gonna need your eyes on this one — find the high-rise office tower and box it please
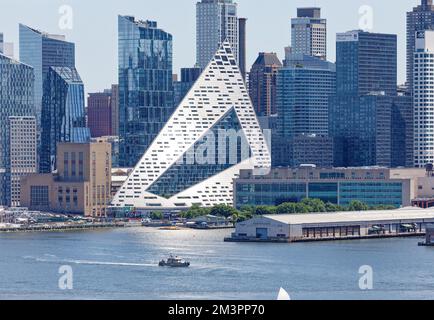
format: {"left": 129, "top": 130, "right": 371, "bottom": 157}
{"left": 0, "top": 53, "right": 35, "bottom": 206}
{"left": 392, "top": 96, "right": 413, "bottom": 168}
{"left": 118, "top": 16, "right": 174, "bottom": 168}
{"left": 336, "top": 30, "right": 397, "bottom": 97}
{"left": 19, "top": 24, "right": 75, "bottom": 128}
{"left": 40, "top": 67, "right": 90, "bottom": 173}
{"left": 414, "top": 30, "right": 434, "bottom": 167}
{"left": 291, "top": 7, "right": 327, "bottom": 60}
{"left": 407, "top": 0, "right": 434, "bottom": 94}
{"left": 330, "top": 94, "right": 394, "bottom": 167}
{"left": 238, "top": 18, "right": 247, "bottom": 79}
{"left": 249, "top": 52, "right": 282, "bottom": 116}
{"left": 173, "top": 67, "right": 202, "bottom": 107}
{"left": 196, "top": 0, "right": 238, "bottom": 69}
{"left": 329, "top": 93, "right": 413, "bottom": 168}
{"left": 9, "top": 116, "right": 37, "bottom": 207}
{"left": 87, "top": 91, "right": 112, "bottom": 138}
{"left": 273, "top": 54, "right": 335, "bottom": 168}
{"left": 329, "top": 31, "right": 406, "bottom": 168}
{"left": 277, "top": 55, "right": 336, "bottom": 138}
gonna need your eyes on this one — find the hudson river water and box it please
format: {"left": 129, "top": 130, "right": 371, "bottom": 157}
{"left": 0, "top": 227, "right": 434, "bottom": 300}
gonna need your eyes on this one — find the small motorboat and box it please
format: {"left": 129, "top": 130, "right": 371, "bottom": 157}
{"left": 159, "top": 255, "right": 190, "bottom": 268}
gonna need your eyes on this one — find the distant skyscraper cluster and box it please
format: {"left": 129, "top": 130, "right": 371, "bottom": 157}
{"left": 0, "top": 53, "right": 35, "bottom": 206}
{"left": 328, "top": 31, "right": 413, "bottom": 168}
{"left": 19, "top": 24, "right": 75, "bottom": 130}
{"left": 3, "top": 0, "right": 434, "bottom": 214}
{"left": 265, "top": 7, "right": 334, "bottom": 168}
{"left": 112, "top": 42, "right": 271, "bottom": 210}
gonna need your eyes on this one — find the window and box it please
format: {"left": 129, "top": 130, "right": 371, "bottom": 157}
{"left": 79, "top": 152, "right": 84, "bottom": 177}
{"left": 30, "top": 186, "right": 49, "bottom": 208}
{"left": 64, "top": 152, "right": 69, "bottom": 178}
{"left": 71, "top": 153, "right": 76, "bottom": 177}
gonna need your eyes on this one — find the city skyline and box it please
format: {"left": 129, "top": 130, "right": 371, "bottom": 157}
{"left": 0, "top": 0, "right": 421, "bottom": 93}
{"left": 3, "top": 1, "right": 434, "bottom": 305}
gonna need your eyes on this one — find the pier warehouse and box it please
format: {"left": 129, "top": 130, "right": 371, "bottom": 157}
{"left": 227, "top": 208, "right": 434, "bottom": 243}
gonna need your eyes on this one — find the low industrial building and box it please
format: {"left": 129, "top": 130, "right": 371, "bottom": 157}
{"left": 20, "top": 141, "right": 112, "bottom": 217}
{"left": 228, "top": 208, "right": 434, "bottom": 243}
{"left": 234, "top": 166, "right": 434, "bottom": 209}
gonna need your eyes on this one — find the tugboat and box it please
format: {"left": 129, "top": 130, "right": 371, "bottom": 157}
{"left": 159, "top": 255, "right": 190, "bottom": 268}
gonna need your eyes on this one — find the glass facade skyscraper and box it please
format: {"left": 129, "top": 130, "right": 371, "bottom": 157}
{"left": 336, "top": 30, "right": 397, "bottom": 97}
{"left": 196, "top": 0, "right": 238, "bottom": 69}
{"left": 276, "top": 55, "right": 336, "bottom": 138}
{"left": 19, "top": 24, "right": 75, "bottom": 128}
{"left": 392, "top": 95, "right": 413, "bottom": 168}
{"left": 118, "top": 16, "right": 174, "bottom": 168}
{"left": 273, "top": 54, "right": 335, "bottom": 168}
{"left": 329, "top": 31, "right": 405, "bottom": 168}
{"left": 173, "top": 67, "right": 201, "bottom": 107}
{"left": 329, "top": 94, "right": 393, "bottom": 167}
{"left": 0, "top": 53, "right": 35, "bottom": 205}
{"left": 40, "top": 67, "right": 90, "bottom": 173}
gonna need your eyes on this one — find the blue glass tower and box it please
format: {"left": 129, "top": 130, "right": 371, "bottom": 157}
{"left": 329, "top": 94, "right": 393, "bottom": 167}
{"left": 118, "top": 16, "right": 174, "bottom": 167}
{"left": 277, "top": 54, "right": 336, "bottom": 138}
{"left": 335, "top": 30, "right": 397, "bottom": 97}
{"left": 0, "top": 53, "right": 35, "bottom": 205}
{"left": 273, "top": 54, "right": 335, "bottom": 168}
{"left": 329, "top": 31, "right": 403, "bottom": 168}
{"left": 40, "top": 67, "right": 90, "bottom": 173}
{"left": 173, "top": 67, "right": 202, "bottom": 107}
{"left": 19, "top": 24, "right": 75, "bottom": 127}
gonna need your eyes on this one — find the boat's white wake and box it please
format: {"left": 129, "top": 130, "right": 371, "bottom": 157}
{"left": 23, "top": 255, "right": 156, "bottom": 268}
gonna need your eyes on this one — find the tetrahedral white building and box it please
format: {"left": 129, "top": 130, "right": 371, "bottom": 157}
{"left": 111, "top": 42, "right": 271, "bottom": 210}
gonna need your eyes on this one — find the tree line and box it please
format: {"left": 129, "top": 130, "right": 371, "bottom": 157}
{"left": 150, "top": 199, "right": 396, "bottom": 222}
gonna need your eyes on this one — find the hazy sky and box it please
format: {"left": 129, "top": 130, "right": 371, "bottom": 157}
{"left": 0, "top": 0, "right": 422, "bottom": 93}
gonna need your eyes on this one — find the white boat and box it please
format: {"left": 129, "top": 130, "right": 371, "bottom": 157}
{"left": 159, "top": 255, "right": 190, "bottom": 268}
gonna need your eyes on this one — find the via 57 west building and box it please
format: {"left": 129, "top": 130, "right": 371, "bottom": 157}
{"left": 111, "top": 42, "right": 271, "bottom": 211}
